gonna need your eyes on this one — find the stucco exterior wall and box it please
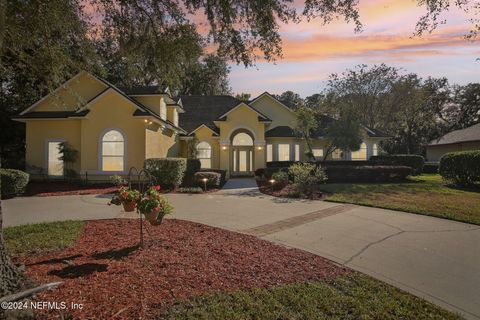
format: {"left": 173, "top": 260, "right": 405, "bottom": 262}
{"left": 427, "top": 141, "right": 480, "bottom": 162}
{"left": 25, "top": 120, "right": 82, "bottom": 174}
{"left": 250, "top": 94, "right": 296, "bottom": 128}
{"left": 80, "top": 90, "right": 146, "bottom": 176}
{"left": 215, "top": 104, "right": 266, "bottom": 171}
{"left": 145, "top": 124, "right": 179, "bottom": 159}
{"left": 34, "top": 72, "right": 107, "bottom": 112}
{"left": 134, "top": 96, "right": 162, "bottom": 116}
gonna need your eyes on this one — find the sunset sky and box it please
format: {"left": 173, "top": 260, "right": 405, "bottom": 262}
{"left": 228, "top": 0, "right": 479, "bottom": 97}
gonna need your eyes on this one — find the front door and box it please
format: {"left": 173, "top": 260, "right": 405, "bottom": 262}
{"left": 232, "top": 147, "right": 253, "bottom": 176}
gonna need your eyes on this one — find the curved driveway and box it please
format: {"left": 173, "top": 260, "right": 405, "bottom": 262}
{"left": 3, "top": 181, "right": 480, "bottom": 320}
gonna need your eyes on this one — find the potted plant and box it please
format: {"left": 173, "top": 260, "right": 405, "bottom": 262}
{"left": 109, "top": 186, "right": 141, "bottom": 212}
{"left": 137, "top": 186, "right": 173, "bottom": 225}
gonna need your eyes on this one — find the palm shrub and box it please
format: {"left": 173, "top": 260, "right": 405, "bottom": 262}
{"left": 288, "top": 163, "right": 327, "bottom": 195}
{"left": 439, "top": 151, "right": 480, "bottom": 186}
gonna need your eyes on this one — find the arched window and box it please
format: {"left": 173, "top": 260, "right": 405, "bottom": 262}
{"left": 232, "top": 132, "right": 253, "bottom": 146}
{"left": 101, "top": 129, "right": 125, "bottom": 172}
{"left": 197, "top": 141, "right": 212, "bottom": 168}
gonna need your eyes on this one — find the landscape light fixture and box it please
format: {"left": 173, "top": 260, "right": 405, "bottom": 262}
{"left": 202, "top": 178, "right": 208, "bottom": 191}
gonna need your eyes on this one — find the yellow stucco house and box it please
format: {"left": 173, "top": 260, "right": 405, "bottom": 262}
{"left": 14, "top": 71, "right": 390, "bottom": 180}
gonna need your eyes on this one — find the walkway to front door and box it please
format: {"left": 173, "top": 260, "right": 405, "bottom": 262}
{"left": 220, "top": 178, "right": 259, "bottom": 194}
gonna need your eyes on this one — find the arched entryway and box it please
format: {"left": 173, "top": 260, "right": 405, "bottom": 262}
{"left": 230, "top": 130, "right": 254, "bottom": 176}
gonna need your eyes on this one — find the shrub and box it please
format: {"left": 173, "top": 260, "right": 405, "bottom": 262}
{"left": 110, "top": 174, "right": 127, "bottom": 187}
{"left": 0, "top": 169, "right": 30, "bottom": 198}
{"left": 371, "top": 154, "right": 424, "bottom": 175}
{"left": 288, "top": 163, "right": 327, "bottom": 194}
{"left": 199, "top": 169, "right": 227, "bottom": 186}
{"left": 144, "top": 158, "right": 187, "bottom": 188}
{"left": 271, "top": 171, "right": 289, "bottom": 191}
{"left": 194, "top": 171, "right": 222, "bottom": 188}
{"left": 254, "top": 168, "right": 265, "bottom": 178}
{"left": 439, "top": 151, "right": 480, "bottom": 186}
{"left": 423, "top": 162, "right": 439, "bottom": 174}
{"left": 325, "top": 166, "right": 412, "bottom": 183}
{"left": 183, "top": 159, "right": 201, "bottom": 186}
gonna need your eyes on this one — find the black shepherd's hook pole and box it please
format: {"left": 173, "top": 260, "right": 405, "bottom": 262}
{"left": 130, "top": 167, "right": 155, "bottom": 248}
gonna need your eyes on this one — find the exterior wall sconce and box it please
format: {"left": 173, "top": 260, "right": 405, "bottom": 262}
{"left": 144, "top": 119, "right": 148, "bottom": 123}
{"left": 257, "top": 146, "right": 262, "bottom": 150}
{"left": 222, "top": 146, "right": 227, "bottom": 150}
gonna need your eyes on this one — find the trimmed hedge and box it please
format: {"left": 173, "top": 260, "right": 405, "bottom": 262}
{"left": 423, "top": 162, "right": 439, "bottom": 174}
{"left": 370, "top": 155, "right": 424, "bottom": 175}
{"left": 326, "top": 166, "right": 412, "bottom": 183}
{"left": 199, "top": 168, "right": 227, "bottom": 186}
{"left": 194, "top": 171, "right": 222, "bottom": 188}
{"left": 144, "top": 158, "right": 187, "bottom": 188}
{"left": 439, "top": 151, "right": 480, "bottom": 186}
{"left": 1, "top": 169, "right": 30, "bottom": 198}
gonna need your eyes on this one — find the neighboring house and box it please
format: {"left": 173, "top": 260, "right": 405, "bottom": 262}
{"left": 14, "top": 71, "right": 390, "bottom": 180}
{"left": 427, "top": 123, "right": 480, "bottom": 162}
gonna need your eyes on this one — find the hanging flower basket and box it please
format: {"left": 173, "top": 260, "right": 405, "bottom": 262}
{"left": 137, "top": 186, "right": 173, "bottom": 226}
{"left": 122, "top": 201, "right": 136, "bottom": 212}
{"left": 109, "top": 186, "right": 141, "bottom": 212}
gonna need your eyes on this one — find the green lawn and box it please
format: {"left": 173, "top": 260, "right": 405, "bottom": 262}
{"left": 320, "top": 174, "right": 480, "bottom": 225}
{"left": 4, "top": 220, "right": 85, "bottom": 257}
{"left": 161, "top": 274, "right": 461, "bottom": 320}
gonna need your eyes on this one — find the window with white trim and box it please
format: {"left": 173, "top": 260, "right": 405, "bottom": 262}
{"left": 278, "top": 144, "right": 290, "bottom": 161}
{"left": 372, "top": 143, "right": 378, "bottom": 156}
{"left": 266, "top": 144, "right": 273, "bottom": 162}
{"left": 101, "top": 130, "right": 125, "bottom": 171}
{"left": 47, "top": 141, "right": 64, "bottom": 176}
{"left": 312, "top": 148, "right": 324, "bottom": 160}
{"left": 197, "top": 141, "right": 212, "bottom": 168}
{"left": 232, "top": 132, "right": 253, "bottom": 146}
{"left": 351, "top": 142, "right": 367, "bottom": 160}
{"left": 294, "top": 144, "right": 300, "bottom": 161}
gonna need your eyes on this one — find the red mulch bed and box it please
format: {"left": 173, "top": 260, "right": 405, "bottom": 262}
{"left": 24, "top": 219, "right": 348, "bottom": 319}
{"left": 25, "top": 182, "right": 117, "bottom": 197}
{"left": 257, "top": 180, "right": 326, "bottom": 200}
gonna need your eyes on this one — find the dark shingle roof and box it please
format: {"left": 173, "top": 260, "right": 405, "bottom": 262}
{"left": 178, "top": 95, "right": 241, "bottom": 133}
{"left": 265, "top": 126, "right": 296, "bottom": 137}
{"left": 429, "top": 123, "right": 480, "bottom": 146}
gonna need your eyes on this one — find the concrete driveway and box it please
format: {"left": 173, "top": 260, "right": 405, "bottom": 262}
{"left": 3, "top": 184, "right": 480, "bottom": 319}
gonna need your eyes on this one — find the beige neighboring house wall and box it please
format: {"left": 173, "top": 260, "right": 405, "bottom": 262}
{"left": 427, "top": 123, "right": 480, "bottom": 162}
{"left": 427, "top": 141, "right": 480, "bottom": 162}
